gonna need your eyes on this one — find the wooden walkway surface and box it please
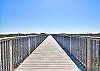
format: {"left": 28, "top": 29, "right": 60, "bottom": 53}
{"left": 15, "top": 35, "right": 80, "bottom": 71}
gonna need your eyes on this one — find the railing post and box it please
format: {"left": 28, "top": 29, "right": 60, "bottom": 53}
{"left": 86, "top": 38, "right": 91, "bottom": 71}
{"left": 9, "top": 40, "right": 13, "bottom": 71}
{"left": 97, "top": 40, "right": 100, "bottom": 71}
{"left": 78, "top": 37, "right": 80, "bottom": 59}
{"left": 84, "top": 38, "right": 87, "bottom": 69}
{"left": 35, "top": 36, "right": 36, "bottom": 48}
{"left": 69, "top": 35, "right": 71, "bottom": 54}
{"left": 0, "top": 42, "right": 2, "bottom": 71}
{"left": 28, "top": 37, "right": 30, "bottom": 55}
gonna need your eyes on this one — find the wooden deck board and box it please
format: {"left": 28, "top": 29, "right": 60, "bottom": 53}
{"left": 15, "top": 35, "right": 80, "bottom": 71}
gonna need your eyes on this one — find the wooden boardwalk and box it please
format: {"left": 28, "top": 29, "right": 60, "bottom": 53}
{"left": 15, "top": 35, "right": 80, "bottom": 71}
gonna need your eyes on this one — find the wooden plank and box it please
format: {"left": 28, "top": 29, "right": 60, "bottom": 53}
{"left": 86, "top": 38, "right": 91, "bottom": 71}
{"left": 9, "top": 40, "right": 14, "bottom": 71}
{"left": 0, "top": 42, "right": 2, "bottom": 71}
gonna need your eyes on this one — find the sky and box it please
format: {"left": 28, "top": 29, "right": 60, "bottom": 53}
{"left": 0, "top": 0, "right": 100, "bottom": 34}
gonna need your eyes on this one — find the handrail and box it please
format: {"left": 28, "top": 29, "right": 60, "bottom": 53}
{"left": 0, "top": 34, "right": 48, "bottom": 71}
{"left": 52, "top": 34, "right": 100, "bottom": 71}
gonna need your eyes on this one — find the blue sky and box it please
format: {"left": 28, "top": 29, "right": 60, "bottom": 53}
{"left": 0, "top": 0, "right": 100, "bottom": 34}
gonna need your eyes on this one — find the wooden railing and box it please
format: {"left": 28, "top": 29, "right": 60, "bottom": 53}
{"left": 0, "top": 34, "right": 48, "bottom": 71}
{"left": 52, "top": 34, "right": 100, "bottom": 71}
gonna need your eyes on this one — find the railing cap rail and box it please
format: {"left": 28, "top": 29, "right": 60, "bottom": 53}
{"left": 0, "top": 35, "right": 39, "bottom": 41}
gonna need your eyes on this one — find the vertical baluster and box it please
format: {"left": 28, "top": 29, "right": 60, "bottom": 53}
{"left": 35, "top": 36, "right": 37, "bottom": 47}
{"left": 24, "top": 38, "right": 26, "bottom": 58}
{"left": 39, "top": 35, "right": 40, "bottom": 45}
{"left": 14, "top": 39, "right": 16, "bottom": 68}
{"left": 31, "top": 37, "right": 33, "bottom": 52}
{"left": 78, "top": 37, "right": 80, "bottom": 59}
{"left": 93, "top": 40, "right": 96, "bottom": 71}
{"left": 29, "top": 37, "right": 31, "bottom": 53}
{"left": 31, "top": 37, "right": 33, "bottom": 51}
{"left": 70, "top": 35, "right": 71, "bottom": 54}
{"left": 36, "top": 36, "right": 38, "bottom": 47}
{"left": 23, "top": 38, "right": 25, "bottom": 61}
{"left": 15, "top": 39, "right": 17, "bottom": 68}
{"left": 86, "top": 38, "right": 91, "bottom": 71}
{"left": 82, "top": 38, "right": 85, "bottom": 63}
{"left": 25, "top": 38, "right": 27, "bottom": 56}
{"left": 9, "top": 40, "right": 14, "bottom": 71}
{"left": 80, "top": 38, "right": 82, "bottom": 61}
{"left": 3, "top": 41, "right": 6, "bottom": 71}
{"left": 84, "top": 38, "right": 87, "bottom": 69}
{"left": 30, "top": 37, "right": 32, "bottom": 53}
{"left": 19, "top": 38, "right": 21, "bottom": 63}
{"left": 1, "top": 41, "right": 3, "bottom": 71}
{"left": 83, "top": 39, "right": 85, "bottom": 64}
{"left": 21, "top": 38, "right": 23, "bottom": 61}
{"left": 26, "top": 38, "right": 28, "bottom": 57}
{"left": 63, "top": 35, "right": 65, "bottom": 48}
{"left": 78, "top": 38, "right": 80, "bottom": 60}
{"left": 27, "top": 37, "right": 29, "bottom": 56}
{"left": 37, "top": 36, "right": 39, "bottom": 47}
{"left": 76, "top": 37, "right": 78, "bottom": 58}
{"left": 12, "top": 39, "right": 14, "bottom": 68}
{"left": 5, "top": 41, "right": 7, "bottom": 71}
{"left": 23, "top": 38, "right": 25, "bottom": 60}
{"left": 12, "top": 40, "right": 15, "bottom": 70}
{"left": 16, "top": 39, "right": 18, "bottom": 67}
{"left": 20, "top": 38, "right": 23, "bottom": 63}
{"left": 0, "top": 41, "right": 2, "bottom": 71}
{"left": 90, "top": 40, "right": 93, "bottom": 71}
{"left": 35, "top": 36, "right": 36, "bottom": 49}
{"left": 79, "top": 38, "right": 81, "bottom": 60}
{"left": 6, "top": 40, "right": 10, "bottom": 71}
{"left": 1, "top": 41, "right": 4, "bottom": 71}
{"left": 17, "top": 38, "right": 20, "bottom": 65}
{"left": 28, "top": 37, "right": 30, "bottom": 55}
{"left": 32, "top": 37, "right": 34, "bottom": 50}
{"left": 98, "top": 40, "right": 100, "bottom": 71}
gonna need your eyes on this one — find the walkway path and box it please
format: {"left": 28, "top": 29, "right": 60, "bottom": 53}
{"left": 15, "top": 35, "right": 80, "bottom": 71}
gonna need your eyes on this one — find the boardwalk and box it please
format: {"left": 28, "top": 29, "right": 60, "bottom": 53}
{"left": 15, "top": 35, "right": 80, "bottom": 71}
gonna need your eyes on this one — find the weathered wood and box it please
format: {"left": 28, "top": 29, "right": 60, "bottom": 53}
{"left": 0, "top": 42, "right": 2, "bottom": 71}
{"left": 70, "top": 36, "right": 71, "bottom": 54}
{"left": 86, "top": 38, "right": 91, "bottom": 71}
{"left": 15, "top": 35, "right": 80, "bottom": 71}
{"left": 9, "top": 40, "right": 14, "bottom": 71}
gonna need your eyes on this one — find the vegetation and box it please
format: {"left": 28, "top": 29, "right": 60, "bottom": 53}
{"left": 0, "top": 33, "right": 39, "bottom": 38}
{"left": 0, "top": 33, "right": 100, "bottom": 38}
